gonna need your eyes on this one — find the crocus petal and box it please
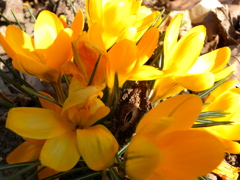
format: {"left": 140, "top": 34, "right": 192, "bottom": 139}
{"left": 6, "top": 108, "right": 74, "bottom": 139}
{"left": 165, "top": 25, "right": 206, "bottom": 74}
{"left": 37, "top": 166, "right": 59, "bottom": 180}
{"left": 7, "top": 140, "right": 44, "bottom": 164}
{"left": 71, "top": 9, "right": 84, "bottom": 39}
{"left": 137, "top": 27, "right": 159, "bottom": 66}
{"left": 204, "top": 80, "right": 238, "bottom": 104}
{"left": 213, "top": 64, "right": 235, "bottom": 82}
{"left": 125, "top": 136, "right": 161, "bottom": 180}
{"left": 0, "top": 32, "right": 16, "bottom": 58}
{"left": 151, "top": 76, "right": 185, "bottom": 102}
{"left": 47, "top": 28, "right": 72, "bottom": 69}
{"left": 108, "top": 39, "right": 138, "bottom": 75}
{"left": 38, "top": 91, "right": 62, "bottom": 114}
{"left": 40, "top": 131, "right": 80, "bottom": 171}
{"left": 175, "top": 72, "right": 215, "bottom": 91}
{"left": 86, "top": 0, "right": 103, "bottom": 26}
{"left": 153, "top": 129, "right": 224, "bottom": 180}
{"left": 163, "top": 13, "right": 183, "bottom": 63}
{"left": 210, "top": 47, "right": 231, "bottom": 73}
{"left": 88, "top": 22, "right": 106, "bottom": 51}
{"left": 216, "top": 136, "right": 240, "bottom": 154}
{"left": 12, "top": 53, "right": 60, "bottom": 83}
{"left": 34, "top": 10, "right": 63, "bottom": 50}
{"left": 137, "top": 94, "right": 202, "bottom": 136}
{"left": 77, "top": 125, "right": 118, "bottom": 171}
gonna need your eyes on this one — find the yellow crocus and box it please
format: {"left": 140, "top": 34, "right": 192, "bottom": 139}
{"left": 151, "top": 13, "right": 234, "bottom": 102}
{"left": 86, "top": 0, "right": 161, "bottom": 49}
{"left": 0, "top": 10, "right": 83, "bottom": 83}
{"left": 125, "top": 94, "right": 225, "bottom": 180}
{"left": 200, "top": 80, "right": 240, "bottom": 153}
{"left": 106, "top": 27, "right": 164, "bottom": 87}
{"left": 6, "top": 81, "right": 118, "bottom": 171}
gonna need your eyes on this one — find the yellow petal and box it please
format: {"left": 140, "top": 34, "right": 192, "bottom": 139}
{"left": 216, "top": 136, "right": 240, "bottom": 154}
{"left": 34, "top": 10, "right": 63, "bottom": 49}
{"left": 6, "top": 108, "right": 73, "bottom": 139}
{"left": 108, "top": 39, "right": 138, "bottom": 75}
{"left": 137, "top": 94, "right": 202, "bottom": 136}
{"left": 210, "top": 47, "right": 231, "bottom": 73}
{"left": 7, "top": 140, "right": 44, "bottom": 164}
{"left": 12, "top": 53, "right": 60, "bottom": 83}
{"left": 125, "top": 136, "right": 161, "bottom": 180}
{"left": 37, "top": 166, "right": 59, "bottom": 180}
{"left": 214, "top": 64, "right": 235, "bottom": 82}
{"left": 77, "top": 125, "right": 118, "bottom": 171}
{"left": 151, "top": 76, "right": 185, "bottom": 102}
{"left": 47, "top": 28, "right": 72, "bottom": 69}
{"left": 71, "top": 9, "right": 84, "bottom": 39}
{"left": 38, "top": 91, "right": 62, "bottom": 114}
{"left": 128, "top": 65, "right": 164, "bottom": 81}
{"left": 0, "top": 32, "right": 16, "bottom": 58}
{"left": 40, "top": 131, "right": 80, "bottom": 171}
{"left": 164, "top": 13, "right": 183, "bottom": 64}
{"left": 165, "top": 26, "right": 206, "bottom": 74}
{"left": 204, "top": 80, "right": 238, "bottom": 104}
{"left": 154, "top": 129, "right": 224, "bottom": 180}
{"left": 175, "top": 72, "right": 215, "bottom": 91}
{"left": 86, "top": 0, "right": 103, "bottom": 26}
{"left": 137, "top": 27, "right": 159, "bottom": 66}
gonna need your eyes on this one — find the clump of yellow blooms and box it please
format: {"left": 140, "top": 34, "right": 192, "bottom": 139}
{"left": 0, "top": 0, "right": 239, "bottom": 179}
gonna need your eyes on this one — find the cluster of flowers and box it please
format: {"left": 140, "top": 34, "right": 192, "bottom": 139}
{"left": 1, "top": 0, "right": 240, "bottom": 179}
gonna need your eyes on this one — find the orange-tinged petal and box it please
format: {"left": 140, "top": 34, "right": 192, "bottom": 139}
{"left": 0, "top": 32, "right": 16, "bottom": 58}
{"left": 6, "top": 108, "right": 73, "bottom": 139}
{"left": 5, "top": 25, "right": 35, "bottom": 52}
{"left": 128, "top": 65, "right": 164, "bottom": 81}
{"left": 210, "top": 47, "right": 231, "bottom": 73}
{"left": 38, "top": 91, "right": 62, "bottom": 114}
{"left": 47, "top": 28, "right": 72, "bottom": 69}
{"left": 137, "top": 94, "right": 202, "bottom": 135}
{"left": 108, "top": 39, "right": 138, "bottom": 75}
{"left": 59, "top": 15, "right": 68, "bottom": 28}
{"left": 40, "top": 131, "right": 80, "bottom": 171}
{"left": 216, "top": 136, "right": 240, "bottom": 154}
{"left": 77, "top": 125, "right": 118, "bottom": 171}
{"left": 7, "top": 140, "right": 44, "bottom": 164}
{"left": 204, "top": 80, "right": 238, "bottom": 104}
{"left": 164, "top": 13, "right": 183, "bottom": 64}
{"left": 34, "top": 10, "right": 63, "bottom": 50}
{"left": 71, "top": 9, "right": 84, "bottom": 39}
{"left": 12, "top": 53, "right": 60, "bottom": 83}
{"left": 37, "top": 166, "right": 59, "bottom": 180}
{"left": 175, "top": 72, "right": 215, "bottom": 91}
{"left": 137, "top": 27, "right": 159, "bottom": 66}
{"left": 154, "top": 129, "right": 224, "bottom": 180}
{"left": 125, "top": 136, "right": 161, "bottom": 180}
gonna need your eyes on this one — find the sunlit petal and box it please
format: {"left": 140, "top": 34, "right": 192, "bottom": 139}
{"left": 137, "top": 94, "right": 202, "bottom": 136}
{"left": 41, "top": 131, "right": 80, "bottom": 171}
{"left": 175, "top": 72, "right": 215, "bottom": 91}
{"left": 34, "top": 10, "right": 63, "bottom": 49}
{"left": 154, "top": 129, "right": 224, "bottom": 180}
{"left": 77, "top": 125, "right": 118, "bottom": 171}
{"left": 6, "top": 108, "right": 73, "bottom": 139}
{"left": 71, "top": 9, "right": 84, "bottom": 39}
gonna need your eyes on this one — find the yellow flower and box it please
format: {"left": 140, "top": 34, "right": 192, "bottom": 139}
{"left": 151, "top": 13, "right": 234, "bottom": 102}
{"left": 62, "top": 32, "right": 108, "bottom": 86}
{"left": 200, "top": 80, "right": 240, "bottom": 153}
{"left": 106, "top": 27, "right": 164, "bottom": 87}
{"left": 86, "top": 0, "right": 161, "bottom": 49}
{"left": 6, "top": 82, "right": 118, "bottom": 171}
{"left": 0, "top": 10, "right": 83, "bottom": 83}
{"left": 125, "top": 94, "right": 224, "bottom": 180}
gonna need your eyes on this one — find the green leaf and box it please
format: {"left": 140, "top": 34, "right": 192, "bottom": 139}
{"left": 0, "top": 161, "right": 39, "bottom": 171}
{"left": 10, "top": 10, "right": 23, "bottom": 30}
{"left": 4, "top": 161, "right": 40, "bottom": 180}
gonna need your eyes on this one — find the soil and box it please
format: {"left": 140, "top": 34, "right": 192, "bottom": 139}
{"left": 1, "top": 0, "right": 240, "bottom": 179}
